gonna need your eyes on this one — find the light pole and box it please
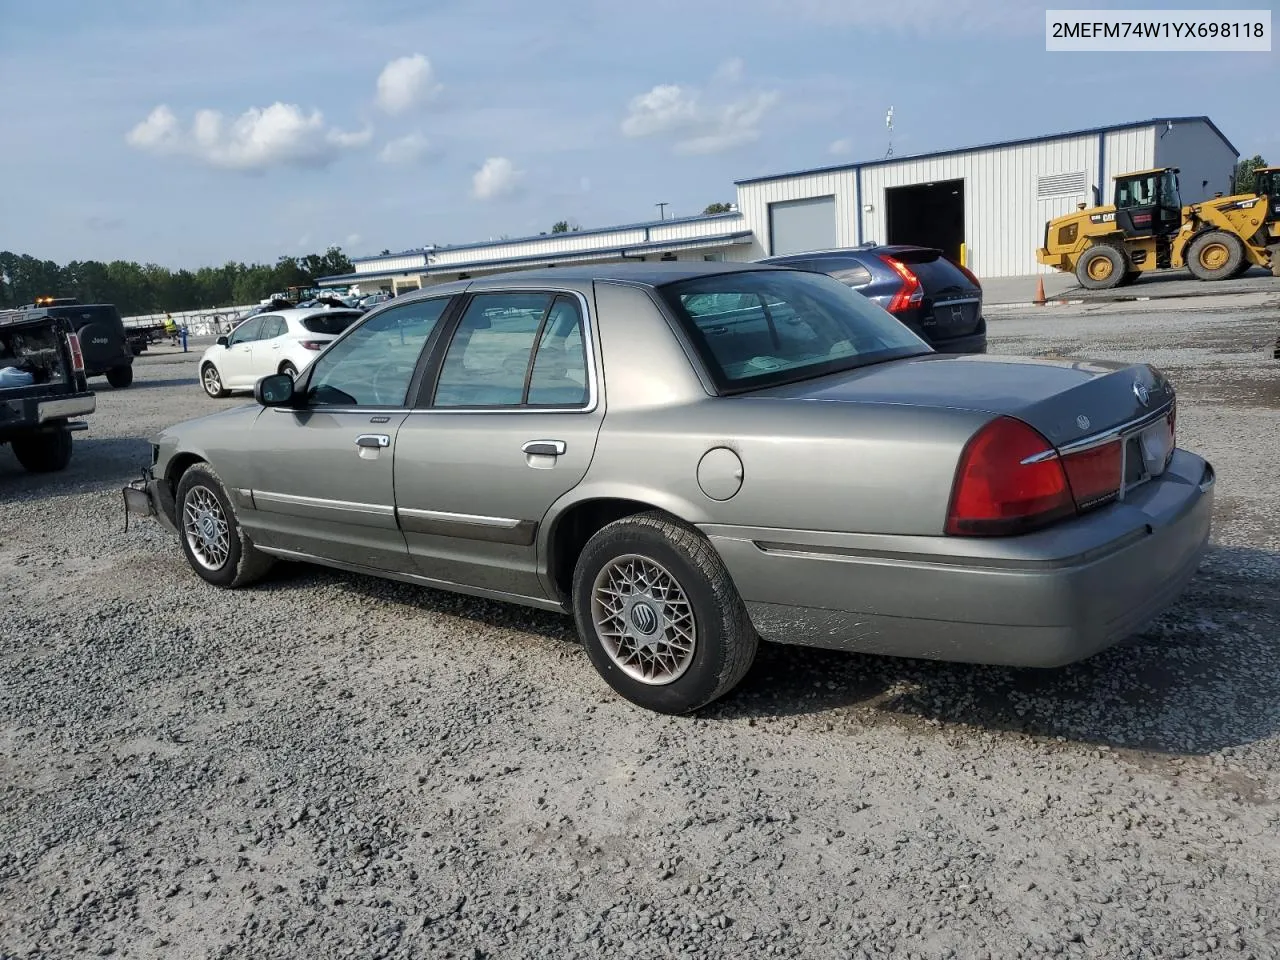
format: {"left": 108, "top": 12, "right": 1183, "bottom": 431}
{"left": 655, "top": 202, "right": 669, "bottom": 221}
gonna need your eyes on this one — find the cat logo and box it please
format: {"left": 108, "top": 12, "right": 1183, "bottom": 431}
{"left": 1089, "top": 212, "right": 1116, "bottom": 224}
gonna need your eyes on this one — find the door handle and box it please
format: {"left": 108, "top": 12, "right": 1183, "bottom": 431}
{"left": 356, "top": 434, "right": 390, "bottom": 449}
{"left": 522, "top": 439, "right": 566, "bottom": 457}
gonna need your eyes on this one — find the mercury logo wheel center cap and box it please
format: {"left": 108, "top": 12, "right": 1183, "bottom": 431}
{"left": 630, "top": 602, "right": 659, "bottom": 636}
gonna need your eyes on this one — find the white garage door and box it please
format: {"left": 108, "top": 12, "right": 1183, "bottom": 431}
{"left": 768, "top": 196, "right": 837, "bottom": 255}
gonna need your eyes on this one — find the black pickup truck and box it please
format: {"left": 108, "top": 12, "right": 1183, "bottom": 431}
{"left": 0, "top": 308, "right": 96, "bottom": 472}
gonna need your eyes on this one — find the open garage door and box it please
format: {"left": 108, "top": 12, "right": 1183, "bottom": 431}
{"left": 768, "top": 196, "right": 837, "bottom": 256}
{"left": 885, "top": 179, "right": 965, "bottom": 263}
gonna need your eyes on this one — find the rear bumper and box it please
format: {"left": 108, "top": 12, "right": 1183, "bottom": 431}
{"left": 0, "top": 391, "right": 95, "bottom": 440}
{"left": 123, "top": 470, "right": 178, "bottom": 535}
{"left": 929, "top": 329, "right": 987, "bottom": 355}
{"left": 703, "top": 450, "right": 1214, "bottom": 668}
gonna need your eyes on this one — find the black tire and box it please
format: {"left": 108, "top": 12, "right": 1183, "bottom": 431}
{"left": 201, "top": 363, "right": 228, "bottom": 398}
{"left": 571, "top": 511, "right": 757, "bottom": 714}
{"left": 106, "top": 364, "right": 134, "bottom": 388}
{"left": 1116, "top": 270, "right": 1141, "bottom": 287}
{"left": 175, "top": 463, "right": 274, "bottom": 588}
{"left": 1228, "top": 260, "right": 1252, "bottom": 279}
{"left": 1075, "top": 244, "right": 1127, "bottom": 290}
{"left": 12, "top": 428, "right": 73, "bottom": 473}
{"left": 280, "top": 362, "right": 299, "bottom": 379}
{"left": 1186, "top": 230, "right": 1245, "bottom": 281}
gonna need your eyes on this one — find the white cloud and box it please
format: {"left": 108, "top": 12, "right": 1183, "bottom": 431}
{"left": 713, "top": 57, "right": 745, "bottom": 85}
{"left": 472, "top": 157, "right": 522, "bottom": 201}
{"left": 126, "top": 102, "right": 369, "bottom": 171}
{"left": 621, "top": 84, "right": 700, "bottom": 139}
{"left": 828, "top": 137, "right": 854, "bottom": 156}
{"left": 378, "top": 132, "right": 433, "bottom": 165}
{"left": 125, "top": 105, "right": 182, "bottom": 152}
{"left": 376, "top": 54, "right": 442, "bottom": 114}
{"left": 621, "top": 67, "right": 779, "bottom": 155}
{"left": 676, "top": 91, "right": 780, "bottom": 155}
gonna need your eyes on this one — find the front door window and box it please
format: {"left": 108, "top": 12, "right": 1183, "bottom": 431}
{"left": 306, "top": 298, "right": 450, "bottom": 407}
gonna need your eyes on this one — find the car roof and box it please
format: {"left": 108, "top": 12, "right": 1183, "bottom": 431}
{"left": 254, "top": 306, "right": 364, "bottom": 321}
{"left": 393, "top": 261, "right": 783, "bottom": 303}
{"left": 758, "top": 244, "right": 938, "bottom": 262}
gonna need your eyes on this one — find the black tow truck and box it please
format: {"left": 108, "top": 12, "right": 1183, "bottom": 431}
{"left": 0, "top": 307, "right": 96, "bottom": 472}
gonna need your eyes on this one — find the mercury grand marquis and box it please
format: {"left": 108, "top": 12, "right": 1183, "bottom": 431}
{"left": 124, "top": 263, "right": 1214, "bottom": 714}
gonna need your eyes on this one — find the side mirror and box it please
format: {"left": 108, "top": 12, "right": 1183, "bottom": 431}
{"left": 254, "top": 373, "right": 295, "bottom": 407}
{"left": 216, "top": 335, "right": 229, "bottom": 347}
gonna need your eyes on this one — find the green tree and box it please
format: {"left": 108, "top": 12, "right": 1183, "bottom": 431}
{"left": 551, "top": 220, "right": 570, "bottom": 233}
{"left": 1234, "top": 154, "right": 1269, "bottom": 194}
{"left": 702, "top": 202, "right": 733, "bottom": 215}
{"left": 0, "top": 246, "right": 359, "bottom": 313}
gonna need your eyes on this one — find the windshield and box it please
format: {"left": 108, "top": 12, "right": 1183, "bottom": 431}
{"left": 302, "top": 311, "right": 362, "bottom": 335}
{"left": 658, "top": 269, "right": 930, "bottom": 392}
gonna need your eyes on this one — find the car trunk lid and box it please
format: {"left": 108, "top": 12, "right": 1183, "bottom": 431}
{"left": 750, "top": 353, "right": 1174, "bottom": 449}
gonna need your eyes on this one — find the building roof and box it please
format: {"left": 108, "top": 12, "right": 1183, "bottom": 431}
{"left": 408, "top": 260, "right": 774, "bottom": 294}
{"left": 321, "top": 231, "right": 754, "bottom": 285}
{"left": 352, "top": 210, "right": 744, "bottom": 264}
{"left": 734, "top": 116, "right": 1240, "bottom": 186}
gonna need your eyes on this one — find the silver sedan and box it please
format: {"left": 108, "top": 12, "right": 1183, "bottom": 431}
{"left": 124, "top": 263, "right": 1214, "bottom": 713}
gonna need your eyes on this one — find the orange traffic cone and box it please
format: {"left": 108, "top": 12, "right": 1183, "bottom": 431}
{"left": 1034, "top": 275, "right": 1047, "bottom": 306}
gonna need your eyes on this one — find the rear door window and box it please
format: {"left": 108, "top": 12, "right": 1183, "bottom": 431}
{"left": 302, "top": 311, "right": 362, "bottom": 335}
{"left": 260, "top": 316, "right": 286, "bottom": 339}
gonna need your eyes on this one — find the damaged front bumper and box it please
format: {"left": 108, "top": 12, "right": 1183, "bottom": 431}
{"left": 123, "top": 467, "right": 178, "bottom": 535}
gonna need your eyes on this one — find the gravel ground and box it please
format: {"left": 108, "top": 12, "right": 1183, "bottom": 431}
{"left": 3, "top": 299, "right": 1279, "bottom": 960}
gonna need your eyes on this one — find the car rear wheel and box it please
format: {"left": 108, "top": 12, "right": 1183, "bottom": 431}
{"left": 571, "top": 512, "right": 757, "bottom": 714}
{"left": 12, "top": 427, "right": 73, "bottom": 473}
{"left": 175, "top": 463, "right": 274, "bottom": 588}
{"left": 106, "top": 364, "right": 134, "bottom": 388}
{"left": 1075, "top": 244, "right": 1127, "bottom": 290}
{"left": 201, "top": 363, "right": 228, "bottom": 398}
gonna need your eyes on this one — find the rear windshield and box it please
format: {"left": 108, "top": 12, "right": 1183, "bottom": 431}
{"left": 889, "top": 251, "right": 975, "bottom": 293}
{"left": 658, "top": 269, "right": 929, "bottom": 392}
{"left": 302, "top": 311, "right": 362, "bottom": 335}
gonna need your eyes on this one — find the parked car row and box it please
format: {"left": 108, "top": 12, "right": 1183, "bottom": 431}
{"left": 127, "top": 260, "right": 1211, "bottom": 717}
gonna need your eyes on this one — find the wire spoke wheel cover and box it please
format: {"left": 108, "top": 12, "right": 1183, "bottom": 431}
{"left": 183, "top": 486, "right": 231, "bottom": 570}
{"left": 591, "top": 554, "right": 697, "bottom": 685}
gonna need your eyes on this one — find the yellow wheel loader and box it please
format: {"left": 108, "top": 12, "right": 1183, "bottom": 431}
{"left": 1036, "top": 167, "right": 1280, "bottom": 289}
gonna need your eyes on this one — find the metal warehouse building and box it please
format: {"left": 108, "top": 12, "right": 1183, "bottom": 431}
{"left": 320, "top": 115, "right": 1238, "bottom": 290}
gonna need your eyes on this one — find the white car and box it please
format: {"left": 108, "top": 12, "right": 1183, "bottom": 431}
{"left": 199, "top": 307, "right": 364, "bottom": 398}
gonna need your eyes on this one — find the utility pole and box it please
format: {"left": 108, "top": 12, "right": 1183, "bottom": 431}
{"left": 655, "top": 202, "right": 669, "bottom": 221}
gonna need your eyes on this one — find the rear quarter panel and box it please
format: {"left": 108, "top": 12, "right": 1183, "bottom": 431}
{"left": 573, "top": 397, "right": 988, "bottom": 536}
{"left": 570, "top": 279, "right": 989, "bottom": 537}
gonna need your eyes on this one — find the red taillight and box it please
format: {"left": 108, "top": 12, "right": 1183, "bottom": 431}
{"left": 301, "top": 340, "right": 326, "bottom": 351}
{"left": 946, "top": 417, "right": 1075, "bottom": 536}
{"left": 879, "top": 255, "right": 924, "bottom": 313}
{"left": 66, "top": 333, "right": 85, "bottom": 373}
{"left": 1061, "top": 440, "right": 1122, "bottom": 510}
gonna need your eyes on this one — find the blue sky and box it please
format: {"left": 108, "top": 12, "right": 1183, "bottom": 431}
{"left": 1, "top": 0, "right": 1275, "bottom": 268}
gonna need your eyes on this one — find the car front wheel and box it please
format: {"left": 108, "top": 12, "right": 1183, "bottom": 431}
{"left": 572, "top": 512, "right": 757, "bottom": 714}
{"left": 175, "top": 463, "right": 274, "bottom": 588}
{"left": 201, "top": 363, "right": 228, "bottom": 398}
